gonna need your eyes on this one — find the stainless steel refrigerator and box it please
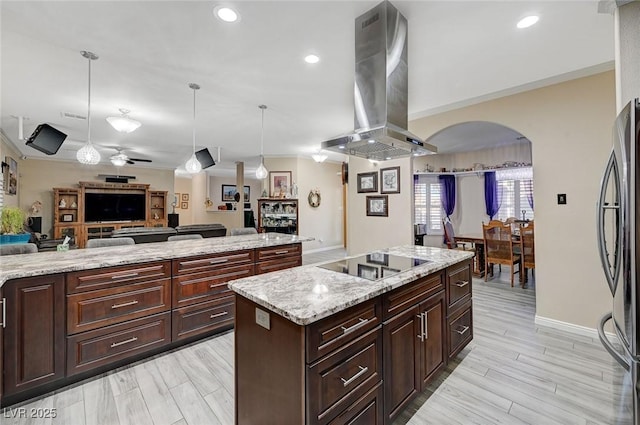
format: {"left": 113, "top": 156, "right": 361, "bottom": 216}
{"left": 598, "top": 98, "right": 640, "bottom": 425}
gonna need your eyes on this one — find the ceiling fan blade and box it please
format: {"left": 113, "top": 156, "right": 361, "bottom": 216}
{"left": 126, "top": 160, "right": 135, "bottom": 165}
{"left": 129, "top": 158, "right": 152, "bottom": 163}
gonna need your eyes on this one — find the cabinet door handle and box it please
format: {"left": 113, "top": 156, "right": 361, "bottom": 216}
{"left": 209, "top": 258, "right": 229, "bottom": 265}
{"left": 0, "top": 298, "right": 6, "bottom": 329}
{"left": 341, "top": 318, "right": 369, "bottom": 335}
{"left": 423, "top": 313, "right": 429, "bottom": 339}
{"left": 210, "top": 311, "right": 229, "bottom": 319}
{"left": 111, "top": 272, "right": 139, "bottom": 280}
{"left": 340, "top": 366, "right": 368, "bottom": 387}
{"left": 455, "top": 325, "right": 470, "bottom": 335}
{"left": 111, "top": 300, "right": 139, "bottom": 309}
{"left": 454, "top": 280, "right": 469, "bottom": 288}
{"left": 275, "top": 250, "right": 289, "bottom": 255}
{"left": 110, "top": 336, "right": 138, "bottom": 348}
{"left": 417, "top": 313, "right": 425, "bottom": 341}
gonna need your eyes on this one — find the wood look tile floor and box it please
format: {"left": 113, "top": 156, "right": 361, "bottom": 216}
{"left": 1, "top": 250, "right": 630, "bottom": 425}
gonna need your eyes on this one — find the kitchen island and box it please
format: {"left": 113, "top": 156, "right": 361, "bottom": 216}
{"left": 0, "top": 233, "right": 310, "bottom": 407}
{"left": 228, "top": 246, "right": 474, "bottom": 425}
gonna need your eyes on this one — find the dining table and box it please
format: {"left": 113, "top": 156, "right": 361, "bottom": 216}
{"left": 456, "top": 233, "right": 486, "bottom": 277}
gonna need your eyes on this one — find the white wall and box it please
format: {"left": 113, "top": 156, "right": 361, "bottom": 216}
{"left": 410, "top": 70, "right": 616, "bottom": 329}
{"left": 347, "top": 156, "right": 413, "bottom": 256}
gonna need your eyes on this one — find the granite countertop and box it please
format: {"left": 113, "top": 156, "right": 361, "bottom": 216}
{"left": 228, "top": 245, "right": 474, "bottom": 326}
{"left": 0, "top": 233, "right": 311, "bottom": 287}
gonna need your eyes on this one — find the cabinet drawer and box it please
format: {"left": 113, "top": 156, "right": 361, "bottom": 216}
{"left": 172, "top": 296, "right": 235, "bottom": 341}
{"left": 67, "top": 261, "right": 171, "bottom": 294}
{"left": 255, "top": 256, "right": 302, "bottom": 275}
{"left": 448, "top": 301, "right": 473, "bottom": 359}
{"left": 172, "top": 250, "right": 254, "bottom": 275}
{"left": 446, "top": 261, "right": 471, "bottom": 308}
{"left": 256, "top": 243, "right": 301, "bottom": 261}
{"left": 67, "top": 312, "right": 171, "bottom": 376}
{"left": 306, "top": 298, "right": 382, "bottom": 364}
{"left": 307, "top": 327, "right": 382, "bottom": 425}
{"left": 173, "top": 264, "right": 253, "bottom": 308}
{"left": 328, "top": 382, "right": 383, "bottom": 425}
{"left": 383, "top": 272, "right": 443, "bottom": 320}
{"left": 67, "top": 279, "right": 171, "bottom": 334}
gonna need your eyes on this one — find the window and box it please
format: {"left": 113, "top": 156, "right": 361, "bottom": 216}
{"left": 496, "top": 179, "right": 534, "bottom": 221}
{"left": 414, "top": 176, "right": 443, "bottom": 235}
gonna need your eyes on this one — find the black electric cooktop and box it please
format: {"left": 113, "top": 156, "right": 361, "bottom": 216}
{"left": 317, "top": 253, "right": 429, "bottom": 281}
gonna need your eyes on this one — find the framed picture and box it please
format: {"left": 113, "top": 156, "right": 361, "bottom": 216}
{"left": 3, "top": 156, "right": 17, "bottom": 195}
{"left": 381, "top": 266, "right": 401, "bottom": 278}
{"left": 357, "top": 172, "right": 378, "bottom": 193}
{"left": 366, "top": 252, "right": 389, "bottom": 266}
{"left": 269, "top": 171, "right": 292, "bottom": 198}
{"left": 380, "top": 166, "right": 400, "bottom": 194}
{"left": 181, "top": 193, "right": 189, "bottom": 201}
{"left": 62, "top": 214, "right": 74, "bottom": 222}
{"left": 174, "top": 193, "right": 181, "bottom": 209}
{"left": 357, "top": 264, "right": 379, "bottom": 280}
{"left": 366, "top": 195, "right": 388, "bottom": 217}
{"left": 222, "top": 185, "right": 251, "bottom": 202}
{"left": 181, "top": 201, "right": 188, "bottom": 209}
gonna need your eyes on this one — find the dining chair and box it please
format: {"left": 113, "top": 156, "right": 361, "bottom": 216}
{"left": 519, "top": 221, "right": 535, "bottom": 284}
{"left": 442, "top": 218, "right": 473, "bottom": 252}
{"left": 86, "top": 237, "right": 135, "bottom": 248}
{"left": 483, "top": 221, "right": 521, "bottom": 287}
{"left": 0, "top": 243, "right": 38, "bottom": 255}
{"left": 230, "top": 227, "right": 258, "bottom": 236}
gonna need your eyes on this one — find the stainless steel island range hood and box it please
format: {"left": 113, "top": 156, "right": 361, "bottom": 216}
{"left": 321, "top": 1, "right": 436, "bottom": 161}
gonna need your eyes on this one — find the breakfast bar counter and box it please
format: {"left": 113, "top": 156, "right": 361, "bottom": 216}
{"left": 228, "top": 246, "right": 474, "bottom": 425}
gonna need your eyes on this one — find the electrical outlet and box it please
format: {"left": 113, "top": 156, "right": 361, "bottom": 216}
{"left": 255, "top": 308, "right": 270, "bottom": 330}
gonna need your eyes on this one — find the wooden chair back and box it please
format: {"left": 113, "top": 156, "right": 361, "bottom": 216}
{"left": 519, "top": 221, "right": 535, "bottom": 269}
{"left": 483, "top": 221, "right": 514, "bottom": 263}
{"left": 443, "top": 219, "right": 456, "bottom": 249}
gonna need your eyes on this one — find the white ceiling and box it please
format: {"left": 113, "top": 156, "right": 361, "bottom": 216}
{"left": 0, "top": 1, "right": 614, "bottom": 174}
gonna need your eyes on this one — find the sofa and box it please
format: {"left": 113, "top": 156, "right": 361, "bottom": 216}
{"left": 175, "top": 223, "right": 227, "bottom": 238}
{"left": 111, "top": 227, "right": 177, "bottom": 243}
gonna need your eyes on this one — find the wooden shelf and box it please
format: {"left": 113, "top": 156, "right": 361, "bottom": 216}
{"left": 415, "top": 166, "right": 532, "bottom": 177}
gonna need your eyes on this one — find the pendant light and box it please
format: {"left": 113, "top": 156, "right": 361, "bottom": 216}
{"left": 255, "top": 104, "right": 268, "bottom": 179}
{"left": 106, "top": 108, "right": 141, "bottom": 133}
{"left": 76, "top": 51, "right": 101, "bottom": 165}
{"left": 184, "top": 83, "right": 202, "bottom": 174}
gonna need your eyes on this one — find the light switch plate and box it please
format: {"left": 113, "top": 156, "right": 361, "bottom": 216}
{"left": 255, "top": 307, "right": 270, "bottom": 330}
{"left": 557, "top": 193, "right": 567, "bottom": 205}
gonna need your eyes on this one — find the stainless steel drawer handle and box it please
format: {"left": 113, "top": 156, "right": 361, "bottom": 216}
{"left": 111, "top": 272, "right": 140, "bottom": 280}
{"left": 111, "top": 300, "right": 139, "bottom": 309}
{"left": 455, "top": 325, "right": 470, "bottom": 335}
{"left": 210, "top": 311, "right": 229, "bottom": 319}
{"left": 0, "top": 298, "right": 6, "bottom": 329}
{"left": 454, "top": 280, "right": 469, "bottom": 288}
{"left": 341, "top": 318, "right": 369, "bottom": 335}
{"left": 275, "top": 250, "right": 289, "bottom": 254}
{"left": 417, "top": 313, "right": 425, "bottom": 341}
{"left": 209, "top": 258, "right": 229, "bottom": 265}
{"left": 110, "top": 336, "right": 138, "bottom": 348}
{"left": 340, "top": 366, "right": 368, "bottom": 387}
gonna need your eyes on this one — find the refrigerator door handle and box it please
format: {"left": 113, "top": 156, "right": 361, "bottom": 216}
{"left": 596, "top": 150, "right": 622, "bottom": 296}
{"left": 598, "top": 312, "right": 630, "bottom": 371}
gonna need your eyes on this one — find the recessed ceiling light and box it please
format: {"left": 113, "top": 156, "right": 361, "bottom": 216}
{"left": 214, "top": 6, "right": 239, "bottom": 23}
{"left": 304, "top": 54, "right": 320, "bottom": 64}
{"left": 517, "top": 15, "right": 539, "bottom": 29}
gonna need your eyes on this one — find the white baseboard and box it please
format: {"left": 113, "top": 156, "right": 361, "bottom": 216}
{"left": 534, "top": 314, "right": 618, "bottom": 342}
{"left": 302, "top": 244, "right": 344, "bottom": 255}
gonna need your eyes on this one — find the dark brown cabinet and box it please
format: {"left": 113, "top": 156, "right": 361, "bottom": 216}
{"left": 445, "top": 260, "right": 473, "bottom": 360}
{"left": 2, "top": 275, "right": 65, "bottom": 402}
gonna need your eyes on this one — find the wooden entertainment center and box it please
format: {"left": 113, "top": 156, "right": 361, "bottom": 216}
{"left": 53, "top": 182, "right": 168, "bottom": 248}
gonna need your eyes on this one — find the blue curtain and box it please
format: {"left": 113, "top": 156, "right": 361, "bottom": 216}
{"left": 484, "top": 171, "right": 500, "bottom": 219}
{"left": 438, "top": 175, "right": 456, "bottom": 218}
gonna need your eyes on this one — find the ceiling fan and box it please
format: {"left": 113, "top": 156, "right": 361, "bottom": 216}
{"left": 109, "top": 148, "right": 152, "bottom": 166}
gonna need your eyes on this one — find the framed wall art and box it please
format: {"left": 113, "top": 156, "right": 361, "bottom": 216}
{"left": 222, "top": 185, "right": 250, "bottom": 202}
{"left": 181, "top": 201, "right": 188, "bottom": 209}
{"left": 181, "top": 193, "right": 190, "bottom": 201}
{"left": 357, "top": 172, "right": 378, "bottom": 193}
{"left": 380, "top": 166, "right": 400, "bottom": 194}
{"left": 366, "top": 195, "right": 388, "bottom": 217}
{"left": 269, "top": 171, "right": 292, "bottom": 198}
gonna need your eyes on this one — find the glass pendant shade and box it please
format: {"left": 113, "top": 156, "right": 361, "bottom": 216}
{"left": 77, "top": 143, "right": 101, "bottom": 165}
{"left": 256, "top": 105, "right": 269, "bottom": 179}
{"left": 185, "top": 153, "right": 202, "bottom": 173}
{"left": 106, "top": 111, "right": 141, "bottom": 133}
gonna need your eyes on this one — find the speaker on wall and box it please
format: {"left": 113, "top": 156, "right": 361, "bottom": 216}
{"left": 25, "top": 124, "right": 67, "bottom": 155}
{"left": 195, "top": 148, "right": 216, "bottom": 169}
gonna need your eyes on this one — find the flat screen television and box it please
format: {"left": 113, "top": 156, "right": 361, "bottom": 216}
{"left": 84, "top": 193, "right": 146, "bottom": 222}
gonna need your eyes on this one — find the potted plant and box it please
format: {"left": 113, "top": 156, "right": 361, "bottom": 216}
{"left": 0, "top": 206, "right": 30, "bottom": 244}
